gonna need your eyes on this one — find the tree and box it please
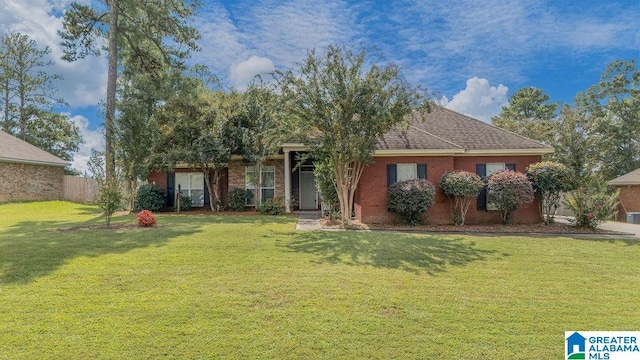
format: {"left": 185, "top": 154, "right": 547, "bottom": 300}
{"left": 237, "top": 84, "right": 284, "bottom": 207}
{"left": 439, "top": 171, "right": 484, "bottom": 225}
{"left": 575, "top": 60, "right": 640, "bottom": 181}
{"left": 153, "top": 74, "right": 239, "bottom": 211}
{"left": 526, "top": 161, "right": 575, "bottom": 224}
{"left": 492, "top": 87, "right": 558, "bottom": 145}
{"left": 0, "top": 32, "right": 81, "bottom": 161}
{"left": 487, "top": 170, "right": 535, "bottom": 224}
{"left": 88, "top": 150, "right": 123, "bottom": 226}
{"left": 551, "top": 105, "right": 593, "bottom": 183}
{"left": 277, "top": 45, "right": 429, "bottom": 225}
{"left": 59, "top": 0, "right": 201, "bottom": 181}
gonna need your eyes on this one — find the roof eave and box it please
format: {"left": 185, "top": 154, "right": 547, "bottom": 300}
{"left": 0, "top": 157, "right": 69, "bottom": 167}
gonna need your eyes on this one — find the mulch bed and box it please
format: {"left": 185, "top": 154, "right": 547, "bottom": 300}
{"left": 320, "top": 219, "right": 626, "bottom": 235}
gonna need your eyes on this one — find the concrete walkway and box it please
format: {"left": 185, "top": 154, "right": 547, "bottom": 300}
{"left": 295, "top": 211, "right": 322, "bottom": 231}
{"left": 599, "top": 220, "right": 640, "bottom": 237}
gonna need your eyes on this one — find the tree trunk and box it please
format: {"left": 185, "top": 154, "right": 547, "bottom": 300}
{"left": 105, "top": 0, "right": 119, "bottom": 181}
{"left": 203, "top": 168, "right": 215, "bottom": 212}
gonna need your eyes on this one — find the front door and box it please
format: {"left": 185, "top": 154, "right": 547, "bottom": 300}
{"left": 299, "top": 171, "right": 317, "bottom": 210}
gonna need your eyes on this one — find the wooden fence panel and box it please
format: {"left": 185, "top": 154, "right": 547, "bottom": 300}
{"left": 63, "top": 176, "right": 99, "bottom": 203}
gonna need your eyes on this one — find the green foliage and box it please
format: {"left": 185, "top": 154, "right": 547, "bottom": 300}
{"left": 563, "top": 178, "right": 619, "bottom": 229}
{"left": 314, "top": 160, "right": 340, "bottom": 219}
{"left": 491, "top": 87, "right": 558, "bottom": 145}
{"left": 439, "top": 171, "right": 484, "bottom": 225}
{"left": 277, "top": 44, "right": 429, "bottom": 225}
{"left": 526, "top": 161, "right": 575, "bottom": 224}
{"left": 228, "top": 188, "right": 249, "bottom": 212}
{"left": 88, "top": 150, "right": 123, "bottom": 226}
{"left": 487, "top": 171, "right": 535, "bottom": 225}
{"left": 134, "top": 184, "right": 166, "bottom": 212}
{"left": 257, "top": 197, "right": 285, "bottom": 215}
{"left": 175, "top": 195, "right": 192, "bottom": 212}
{"left": 0, "top": 32, "right": 81, "bottom": 161}
{"left": 387, "top": 179, "right": 436, "bottom": 226}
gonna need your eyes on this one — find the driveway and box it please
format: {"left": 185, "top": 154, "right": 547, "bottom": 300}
{"left": 599, "top": 220, "right": 640, "bottom": 237}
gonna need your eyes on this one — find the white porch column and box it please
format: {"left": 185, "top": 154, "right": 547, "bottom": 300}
{"left": 284, "top": 149, "right": 292, "bottom": 213}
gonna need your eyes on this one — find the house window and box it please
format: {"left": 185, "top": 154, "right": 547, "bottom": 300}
{"left": 246, "top": 166, "right": 275, "bottom": 205}
{"left": 476, "top": 162, "right": 516, "bottom": 211}
{"left": 176, "top": 172, "right": 205, "bottom": 207}
{"left": 387, "top": 163, "right": 427, "bottom": 186}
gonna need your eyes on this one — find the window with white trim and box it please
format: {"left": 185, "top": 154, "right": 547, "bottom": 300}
{"left": 397, "top": 163, "right": 417, "bottom": 182}
{"left": 176, "top": 172, "right": 205, "bottom": 207}
{"left": 486, "top": 163, "right": 506, "bottom": 211}
{"left": 246, "top": 166, "right": 275, "bottom": 205}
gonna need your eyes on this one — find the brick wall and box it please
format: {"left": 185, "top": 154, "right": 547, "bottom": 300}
{"left": 355, "top": 154, "right": 543, "bottom": 224}
{"left": 0, "top": 162, "right": 64, "bottom": 202}
{"left": 228, "top": 159, "right": 285, "bottom": 198}
{"left": 616, "top": 185, "right": 640, "bottom": 221}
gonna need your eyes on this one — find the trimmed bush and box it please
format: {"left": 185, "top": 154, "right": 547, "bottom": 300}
{"left": 258, "top": 197, "right": 285, "bottom": 215}
{"left": 134, "top": 184, "right": 166, "bottom": 212}
{"left": 136, "top": 210, "right": 157, "bottom": 227}
{"left": 439, "top": 171, "right": 484, "bottom": 225}
{"left": 228, "top": 187, "right": 249, "bottom": 212}
{"left": 526, "top": 161, "right": 575, "bottom": 224}
{"left": 387, "top": 179, "right": 436, "bottom": 226}
{"left": 487, "top": 170, "right": 535, "bottom": 224}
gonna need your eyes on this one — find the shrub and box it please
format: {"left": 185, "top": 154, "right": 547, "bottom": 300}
{"left": 175, "top": 195, "right": 192, "bottom": 212}
{"left": 563, "top": 178, "right": 618, "bottom": 229}
{"left": 136, "top": 210, "right": 157, "bottom": 227}
{"left": 439, "top": 171, "right": 484, "bottom": 225}
{"left": 526, "top": 161, "right": 575, "bottom": 224}
{"left": 134, "top": 184, "right": 166, "bottom": 212}
{"left": 314, "top": 160, "right": 340, "bottom": 219}
{"left": 487, "top": 170, "right": 535, "bottom": 224}
{"left": 387, "top": 179, "right": 436, "bottom": 226}
{"left": 258, "top": 197, "right": 285, "bottom": 215}
{"left": 228, "top": 187, "right": 249, "bottom": 212}
{"left": 87, "top": 150, "right": 123, "bottom": 226}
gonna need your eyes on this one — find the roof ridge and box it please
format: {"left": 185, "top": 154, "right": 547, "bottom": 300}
{"left": 435, "top": 105, "right": 552, "bottom": 149}
{"left": 407, "top": 123, "right": 464, "bottom": 149}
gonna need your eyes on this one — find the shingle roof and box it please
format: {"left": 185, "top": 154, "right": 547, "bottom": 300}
{"left": 0, "top": 130, "right": 68, "bottom": 167}
{"left": 376, "top": 105, "right": 551, "bottom": 152}
{"left": 608, "top": 168, "right": 640, "bottom": 186}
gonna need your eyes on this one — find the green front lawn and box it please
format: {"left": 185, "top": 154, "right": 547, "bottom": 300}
{"left": 1, "top": 201, "right": 638, "bottom": 359}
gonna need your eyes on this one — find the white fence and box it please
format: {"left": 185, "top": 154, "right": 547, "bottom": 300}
{"left": 63, "top": 175, "right": 99, "bottom": 204}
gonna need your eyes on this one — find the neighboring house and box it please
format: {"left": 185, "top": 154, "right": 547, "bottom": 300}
{"left": 148, "top": 105, "right": 552, "bottom": 224}
{"left": 608, "top": 168, "right": 640, "bottom": 222}
{"left": 0, "top": 130, "right": 69, "bottom": 202}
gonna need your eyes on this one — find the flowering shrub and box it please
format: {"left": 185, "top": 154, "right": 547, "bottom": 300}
{"left": 487, "top": 170, "right": 535, "bottom": 224}
{"left": 526, "top": 161, "right": 575, "bottom": 224}
{"left": 563, "top": 178, "right": 618, "bottom": 229}
{"left": 136, "top": 210, "right": 157, "bottom": 227}
{"left": 439, "top": 171, "right": 484, "bottom": 225}
{"left": 387, "top": 179, "right": 436, "bottom": 226}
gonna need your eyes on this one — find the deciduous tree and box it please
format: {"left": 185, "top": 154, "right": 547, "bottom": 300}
{"left": 277, "top": 45, "right": 429, "bottom": 225}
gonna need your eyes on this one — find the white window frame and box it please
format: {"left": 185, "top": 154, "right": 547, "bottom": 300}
{"left": 397, "top": 163, "right": 417, "bottom": 182}
{"left": 486, "top": 163, "right": 506, "bottom": 211}
{"left": 175, "top": 172, "right": 205, "bottom": 207}
{"left": 246, "top": 166, "right": 276, "bottom": 205}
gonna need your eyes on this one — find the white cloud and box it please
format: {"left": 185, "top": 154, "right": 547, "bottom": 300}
{"left": 229, "top": 56, "right": 275, "bottom": 90}
{"left": 440, "top": 77, "right": 508, "bottom": 122}
{"left": 0, "top": 0, "right": 107, "bottom": 108}
{"left": 69, "top": 115, "right": 104, "bottom": 174}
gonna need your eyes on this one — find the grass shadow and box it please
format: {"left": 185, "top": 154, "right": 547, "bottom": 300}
{"left": 0, "top": 217, "right": 203, "bottom": 285}
{"left": 282, "top": 231, "right": 499, "bottom": 275}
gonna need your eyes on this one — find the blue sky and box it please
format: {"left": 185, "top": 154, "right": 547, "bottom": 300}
{"left": 1, "top": 0, "right": 639, "bottom": 171}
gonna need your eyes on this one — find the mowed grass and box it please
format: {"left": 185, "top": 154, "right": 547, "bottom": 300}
{"left": 0, "top": 201, "right": 638, "bottom": 359}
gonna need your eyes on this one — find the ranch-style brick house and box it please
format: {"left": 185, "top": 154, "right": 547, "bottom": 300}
{"left": 0, "top": 130, "right": 69, "bottom": 202}
{"left": 148, "top": 105, "right": 553, "bottom": 224}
